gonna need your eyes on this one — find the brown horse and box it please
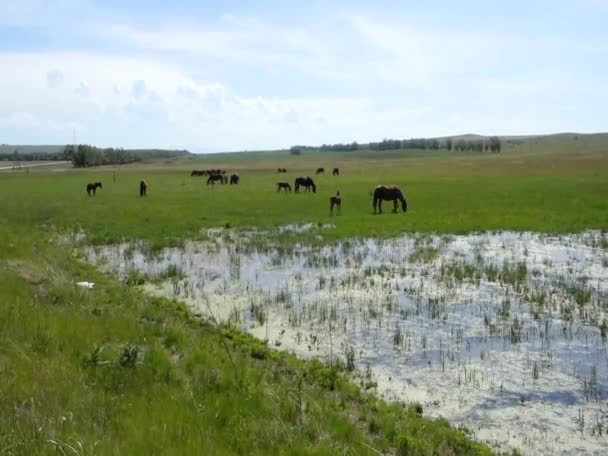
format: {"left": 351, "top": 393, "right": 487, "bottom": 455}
{"left": 330, "top": 191, "right": 341, "bottom": 216}
{"left": 140, "top": 179, "right": 147, "bottom": 197}
{"left": 315, "top": 167, "right": 325, "bottom": 175}
{"left": 332, "top": 167, "right": 339, "bottom": 176}
{"left": 86, "top": 182, "right": 102, "bottom": 196}
{"left": 373, "top": 185, "right": 407, "bottom": 214}
{"left": 277, "top": 167, "right": 287, "bottom": 173}
{"left": 230, "top": 173, "right": 239, "bottom": 185}
{"left": 207, "top": 174, "right": 224, "bottom": 186}
{"left": 277, "top": 182, "right": 291, "bottom": 192}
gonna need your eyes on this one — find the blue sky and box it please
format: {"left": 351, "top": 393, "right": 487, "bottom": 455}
{"left": 0, "top": 0, "right": 606, "bottom": 152}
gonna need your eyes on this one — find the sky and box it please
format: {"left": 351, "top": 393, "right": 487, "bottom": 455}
{"left": 0, "top": 0, "right": 607, "bottom": 152}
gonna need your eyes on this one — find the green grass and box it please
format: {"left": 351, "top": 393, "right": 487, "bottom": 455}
{"left": 3, "top": 144, "right": 605, "bottom": 455}
{"left": 1, "top": 146, "right": 607, "bottom": 247}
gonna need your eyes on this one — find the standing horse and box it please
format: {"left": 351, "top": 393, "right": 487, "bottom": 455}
{"left": 207, "top": 174, "right": 224, "bottom": 186}
{"left": 230, "top": 173, "right": 239, "bottom": 185}
{"left": 315, "top": 167, "right": 325, "bottom": 175}
{"left": 277, "top": 182, "right": 291, "bottom": 192}
{"left": 329, "top": 191, "right": 342, "bottom": 216}
{"left": 332, "top": 167, "right": 340, "bottom": 176}
{"left": 294, "top": 177, "right": 316, "bottom": 193}
{"left": 140, "top": 179, "right": 148, "bottom": 197}
{"left": 373, "top": 185, "right": 407, "bottom": 214}
{"left": 86, "top": 182, "right": 102, "bottom": 196}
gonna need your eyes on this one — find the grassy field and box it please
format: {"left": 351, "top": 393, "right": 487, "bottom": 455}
{"left": 2, "top": 141, "right": 607, "bottom": 247}
{"left": 1, "top": 141, "right": 606, "bottom": 455}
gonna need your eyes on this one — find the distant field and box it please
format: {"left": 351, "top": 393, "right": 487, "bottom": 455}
{"left": 2, "top": 141, "right": 607, "bottom": 247}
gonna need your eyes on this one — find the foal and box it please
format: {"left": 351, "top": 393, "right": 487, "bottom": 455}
{"left": 329, "top": 191, "right": 342, "bottom": 216}
{"left": 140, "top": 179, "right": 147, "bottom": 197}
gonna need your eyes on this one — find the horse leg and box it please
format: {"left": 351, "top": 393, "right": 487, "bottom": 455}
{"left": 393, "top": 200, "right": 398, "bottom": 213}
{"left": 338, "top": 203, "right": 341, "bottom": 216}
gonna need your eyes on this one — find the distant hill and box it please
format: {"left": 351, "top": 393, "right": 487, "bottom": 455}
{"left": 0, "top": 145, "right": 65, "bottom": 155}
{"left": 289, "top": 132, "right": 608, "bottom": 155}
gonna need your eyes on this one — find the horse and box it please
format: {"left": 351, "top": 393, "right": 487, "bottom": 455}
{"left": 315, "top": 167, "right": 325, "bottom": 175}
{"left": 277, "top": 182, "right": 291, "bottom": 192}
{"left": 230, "top": 173, "right": 239, "bottom": 185}
{"left": 139, "top": 179, "right": 147, "bottom": 197}
{"left": 332, "top": 167, "right": 339, "bottom": 176}
{"left": 207, "top": 174, "right": 224, "bottom": 186}
{"left": 191, "top": 170, "right": 204, "bottom": 176}
{"left": 294, "top": 177, "right": 316, "bottom": 193}
{"left": 373, "top": 185, "right": 407, "bottom": 214}
{"left": 330, "top": 191, "right": 342, "bottom": 216}
{"left": 277, "top": 168, "right": 287, "bottom": 173}
{"left": 86, "top": 182, "right": 102, "bottom": 196}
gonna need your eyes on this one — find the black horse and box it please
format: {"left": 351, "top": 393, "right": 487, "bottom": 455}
{"left": 140, "top": 179, "right": 147, "bottom": 197}
{"left": 207, "top": 174, "right": 224, "bottom": 186}
{"left": 86, "top": 182, "right": 102, "bottom": 196}
{"left": 332, "top": 167, "right": 339, "bottom": 176}
{"left": 373, "top": 185, "right": 407, "bottom": 214}
{"left": 230, "top": 173, "right": 239, "bottom": 185}
{"left": 295, "top": 177, "right": 316, "bottom": 193}
{"left": 277, "top": 167, "right": 287, "bottom": 173}
{"left": 191, "top": 170, "right": 205, "bottom": 176}
{"left": 277, "top": 182, "right": 291, "bottom": 192}
{"left": 315, "top": 167, "right": 325, "bottom": 175}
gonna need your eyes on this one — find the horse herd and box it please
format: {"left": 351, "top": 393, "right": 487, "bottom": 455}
{"left": 85, "top": 167, "right": 407, "bottom": 215}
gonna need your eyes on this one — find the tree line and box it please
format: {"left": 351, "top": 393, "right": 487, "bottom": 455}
{"left": 0, "top": 150, "right": 67, "bottom": 161}
{"left": 63, "top": 145, "right": 191, "bottom": 167}
{"left": 63, "top": 145, "right": 142, "bottom": 167}
{"left": 291, "top": 136, "right": 501, "bottom": 154}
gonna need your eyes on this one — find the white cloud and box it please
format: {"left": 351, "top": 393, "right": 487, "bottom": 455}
{"left": 75, "top": 81, "right": 90, "bottom": 97}
{"left": 47, "top": 69, "right": 64, "bottom": 89}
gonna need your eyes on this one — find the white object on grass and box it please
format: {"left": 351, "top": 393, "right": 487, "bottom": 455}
{"left": 76, "top": 281, "right": 95, "bottom": 289}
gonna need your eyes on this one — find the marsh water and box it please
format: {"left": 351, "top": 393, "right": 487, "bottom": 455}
{"left": 83, "top": 228, "right": 608, "bottom": 455}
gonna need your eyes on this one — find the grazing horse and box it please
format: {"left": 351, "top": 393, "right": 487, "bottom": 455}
{"left": 315, "top": 167, "right": 325, "bottom": 175}
{"left": 332, "top": 167, "right": 339, "bottom": 176}
{"left": 207, "top": 174, "right": 224, "bottom": 186}
{"left": 330, "top": 191, "right": 342, "bottom": 216}
{"left": 277, "top": 167, "right": 287, "bottom": 173}
{"left": 139, "top": 179, "right": 147, "bottom": 197}
{"left": 191, "top": 170, "right": 203, "bottom": 176}
{"left": 373, "top": 185, "right": 407, "bottom": 214}
{"left": 277, "top": 182, "right": 291, "bottom": 192}
{"left": 230, "top": 173, "right": 239, "bottom": 185}
{"left": 86, "top": 182, "right": 102, "bottom": 196}
{"left": 294, "top": 177, "right": 316, "bottom": 193}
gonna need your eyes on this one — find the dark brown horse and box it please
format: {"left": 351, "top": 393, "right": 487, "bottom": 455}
{"left": 295, "top": 177, "right": 316, "bottom": 193}
{"left": 140, "top": 179, "right": 147, "bottom": 197}
{"left": 86, "top": 182, "right": 102, "bottom": 196}
{"left": 191, "top": 170, "right": 205, "bottom": 176}
{"left": 207, "top": 174, "right": 224, "bottom": 186}
{"left": 277, "top": 182, "right": 291, "bottom": 192}
{"left": 330, "top": 191, "right": 341, "bottom": 216}
{"left": 277, "top": 167, "right": 287, "bottom": 173}
{"left": 373, "top": 185, "right": 407, "bottom": 214}
{"left": 315, "top": 167, "right": 325, "bottom": 175}
{"left": 332, "top": 167, "right": 339, "bottom": 176}
{"left": 230, "top": 173, "right": 239, "bottom": 185}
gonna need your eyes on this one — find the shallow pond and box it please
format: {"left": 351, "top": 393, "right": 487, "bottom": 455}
{"left": 83, "top": 229, "right": 608, "bottom": 455}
